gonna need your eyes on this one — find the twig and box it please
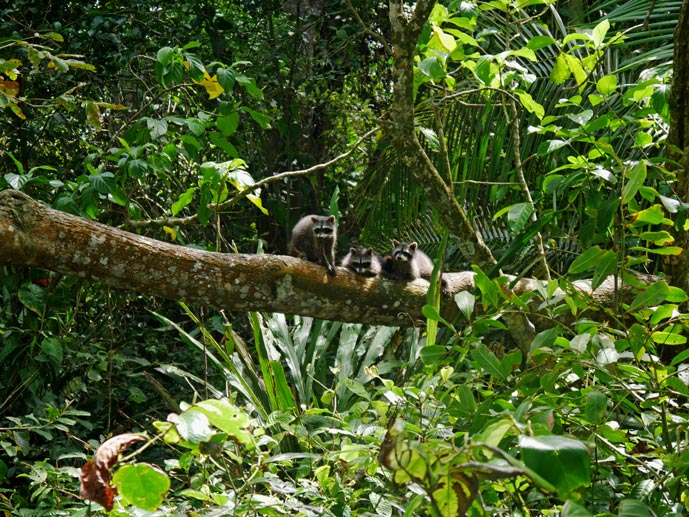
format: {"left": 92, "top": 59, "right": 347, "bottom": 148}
{"left": 123, "top": 126, "right": 379, "bottom": 229}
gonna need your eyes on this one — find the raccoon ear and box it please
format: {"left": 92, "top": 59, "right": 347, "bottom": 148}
{"left": 392, "top": 239, "right": 399, "bottom": 247}
{"left": 350, "top": 247, "right": 357, "bottom": 253}
{"left": 327, "top": 215, "right": 336, "bottom": 222}
{"left": 410, "top": 242, "right": 418, "bottom": 250}
{"left": 366, "top": 247, "right": 373, "bottom": 254}
{"left": 311, "top": 216, "right": 319, "bottom": 222}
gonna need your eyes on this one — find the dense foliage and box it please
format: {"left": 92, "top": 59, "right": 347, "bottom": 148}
{"left": 1, "top": 0, "right": 688, "bottom": 516}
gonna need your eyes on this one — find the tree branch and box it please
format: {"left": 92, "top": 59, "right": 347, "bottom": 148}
{"left": 0, "top": 190, "right": 658, "bottom": 337}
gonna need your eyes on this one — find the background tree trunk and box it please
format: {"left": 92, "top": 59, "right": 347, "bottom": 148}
{"left": 662, "top": 0, "right": 689, "bottom": 293}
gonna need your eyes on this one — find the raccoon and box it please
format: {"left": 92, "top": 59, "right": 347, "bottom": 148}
{"left": 383, "top": 240, "right": 434, "bottom": 280}
{"left": 288, "top": 214, "right": 337, "bottom": 275}
{"left": 341, "top": 247, "right": 382, "bottom": 277}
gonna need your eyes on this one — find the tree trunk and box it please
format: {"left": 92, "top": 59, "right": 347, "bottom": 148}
{"left": 662, "top": 0, "right": 689, "bottom": 292}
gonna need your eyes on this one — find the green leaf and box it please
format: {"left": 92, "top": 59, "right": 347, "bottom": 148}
{"left": 622, "top": 162, "right": 647, "bottom": 205}
{"left": 631, "top": 205, "right": 665, "bottom": 225}
{"left": 88, "top": 172, "right": 115, "bottom": 194}
{"left": 561, "top": 500, "right": 593, "bottom": 517}
{"left": 420, "top": 345, "right": 447, "bottom": 365}
{"left": 216, "top": 112, "right": 240, "bottom": 137}
{"left": 650, "top": 331, "right": 687, "bottom": 345}
{"left": 418, "top": 56, "right": 446, "bottom": 80}
{"left": 39, "top": 337, "right": 63, "bottom": 366}
{"left": 629, "top": 281, "right": 670, "bottom": 312}
{"left": 530, "top": 327, "right": 560, "bottom": 353}
{"left": 193, "top": 399, "right": 254, "bottom": 446}
{"left": 112, "top": 464, "right": 170, "bottom": 511}
{"left": 157, "top": 46, "right": 175, "bottom": 66}
{"left": 519, "top": 435, "right": 590, "bottom": 497}
{"left": 453, "top": 291, "right": 475, "bottom": 319}
{"left": 584, "top": 391, "right": 607, "bottom": 424}
{"left": 526, "top": 35, "right": 557, "bottom": 50}
{"left": 18, "top": 284, "right": 46, "bottom": 315}
{"left": 475, "top": 418, "right": 512, "bottom": 448}
{"left": 564, "top": 54, "right": 588, "bottom": 89}
{"left": 551, "top": 53, "right": 571, "bottom": 84}
{"left": 617, "top": 498, "right": 652, "bottom": 517}
{"left": 471, "top": 343, "right": 507, "bottom": 380}
{"left": 515, "top": 90, "right": 544, "bottom": 120}
{"left": 171, "top": 187, "right": 196, "bottom": 216}
{"left": 567, "top": 109, "right": 593, "bottom": 125}
{"left": 472, "top": 267, "right": 499, "bottom": 308}
{"left": 592, "top": 250, "right": 617, "bottom": 290}
{"left": 596, "top": 74, "right": 617, "bottom": 95}
{"left": 591, "top": 19, "right": 610, "bottom": 48}
{"left": 240, "top": 106, "right": 271, "bottom": 129}
{"left": 171, "top": 409, "right": 214, "bottom": 443}
{"left": 422, "top": 304, "right": 454, "bottom": 328}
{"left": 568, "top": 246, "right": 603, "bottom": 275}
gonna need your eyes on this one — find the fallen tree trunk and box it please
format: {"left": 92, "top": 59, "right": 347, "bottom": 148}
{"left": 0, "top": 190, "right": 658, "bottom": 329}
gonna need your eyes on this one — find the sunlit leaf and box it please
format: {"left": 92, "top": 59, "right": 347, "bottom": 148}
{"left": 519, "top": 435, "right": 590, "bottom": 497}
{"left": 112, "top": 464, "right": 170, "bottom": 511}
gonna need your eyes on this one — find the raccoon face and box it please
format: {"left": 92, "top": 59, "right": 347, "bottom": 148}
{"left": 311, "top": 215, "right": 335, "bottom": 239}
{"left": 392, "top": 241, "right": 417, "bottom": 263}
{"left": 351, "top": 248, "right": 373, "bottom": 273}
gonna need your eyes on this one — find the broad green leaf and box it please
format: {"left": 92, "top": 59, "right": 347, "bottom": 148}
{"left": 475, "top": 56, "right": 493, "bottom": 85}
{"left": 471, "top": 343, "right": 507, "bottom": 380}
{"left": 89, "top": 172, "right": 116, "bottom": 194}
{"left": 170, "top": 410, "right": 214, "bottom": 444}
{"left": 430, "top": 26, "right": 456, "bottom": 52}
{"left": 171, "top": 187, "right": 196, "bottom": 216}
{"left": 516, "top": 90, "right": 544, "bottom": 119}
{"left": 156, "top": 46, "right": 174, "bottom": 66}
{"left": 634, "top": 132, "right": 653, "bottom": 147}
{"left": 566, "top": 109, "right": 593, "bottom": 125}
{"left": 507, "top": 202, "right": 533, "bottom": 232}
{"left": 568, "top": 246, "right": 602, "bottom": 275}
{"left": 622, "top": 162, "right": 647, "bottom": 205}
{"left": 617, "top": 498, "right": 652, "bottom": 517}
{"left": 422, "top": 304, "right": 454, "bottom": 328}
{"left": 591, "top": 19, "right": 610, "bottom": 48}
{"left": 561, "top": 500, "right": 593, "bottom": 517}
{"left": 194, "top": 399, "right": 254, "bottom": 446}
{"left": 639, "top": 231, "right": 674, "bottom": 245}
{"left": 530, "top": 327, "right": 560, "bottom": 352}
{"left": 551, "top": 53, "right": 571, "bottom": 84}
{"left": 519, "top": 435, "right": 590, "bottom": 497}
{"left": 630, "top": 204, "right": 666, "bottom": 225}
{"left": 475, "top": 418, "right": 512, "bottom": 448}
{"left": 592, "top": 250, "right": 617, "bottom": 290}
{"left": 39, "top": 337, "right": 63, "bottom": 366}
{"left": 216, "top": 112, "right": 239, "bottom": 137}
{"left": 527, "top": 35, "right": 556, "bottom": 50}
{"left": 629, "top": 281, "right": 670, "bottom": 312}
{"left": 564, "top": 54, "right": 588, "bottom": 89}
{"left": 650, "top": 331, "right": 687, "bottom": 345}
{"left": 112, "top": 464, "right": 170, "bottom": 511}
{"left": 344, "top": 377, "right": 371, "bottom": 400}
{"left": 18, "top": 284, "right": 46, "bottom": 315}
{"left": 421, "top": 345, "right": 447, "bottom": 365}
{"left": 596, "top": 74, "right": 618, "bottom": 94}
{"left": 472, "top": 266, "right": 499, "bottom": 308}
{"left": 418, "top": 56, "right": 446, "bottom": 80}
{"left": 432, "top": 473, "right": 478, "bottom": 517}
{"left": 584, "top": 391, "right": 607, "bottom": 424}
{"left": 454, "top": 291, "right": 475, "bottom": 319}
{"left": 240, "top": 106, "right": 271, "bottom": 128}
